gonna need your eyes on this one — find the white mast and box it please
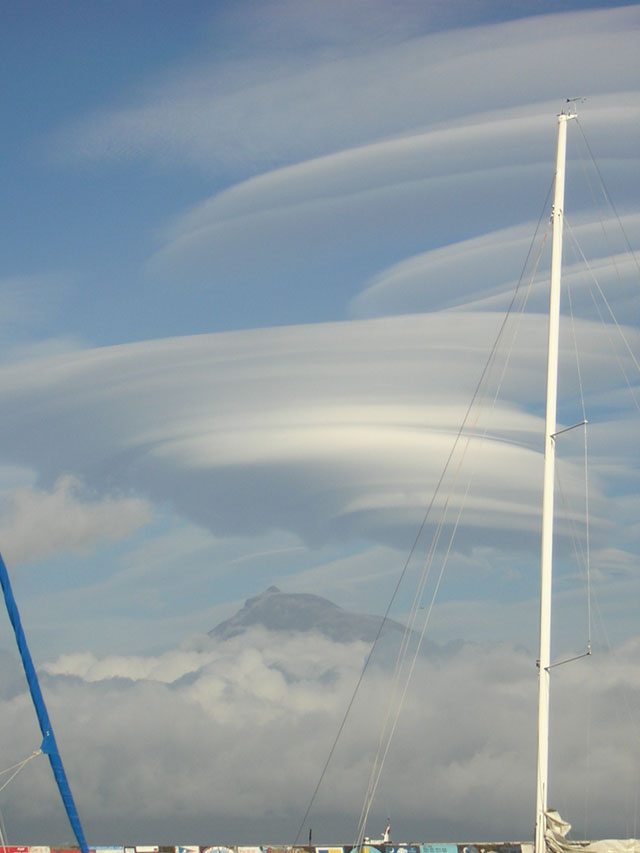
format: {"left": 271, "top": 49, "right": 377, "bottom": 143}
{"left": 535, "top": 109, "right": 576, "bottom": 853}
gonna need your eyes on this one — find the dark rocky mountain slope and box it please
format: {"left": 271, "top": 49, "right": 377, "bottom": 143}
{"left": 209, "top": 585, "right": 407, "bottom": 643}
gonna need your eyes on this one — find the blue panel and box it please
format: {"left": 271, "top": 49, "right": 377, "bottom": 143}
{"left": 420, "top": 846, "right": 458, "bottom": 853}
{"left": 0, "top": 552, "right": 89, "bottom": 853}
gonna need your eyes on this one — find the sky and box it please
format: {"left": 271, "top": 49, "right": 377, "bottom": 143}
{"left": 0, "top": 0, "right": 639, "bottom": 847}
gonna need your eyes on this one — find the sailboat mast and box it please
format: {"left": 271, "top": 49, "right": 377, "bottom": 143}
{"left": 0, "top": 552, "right": 89, "bottom": 853}
{"left": 534, "top": 109, "right": 575, "bottom": 853}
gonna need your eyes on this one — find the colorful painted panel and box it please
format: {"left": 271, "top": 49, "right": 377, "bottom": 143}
{"left": 260, "top": 847, "right": 294, "bottom": 853}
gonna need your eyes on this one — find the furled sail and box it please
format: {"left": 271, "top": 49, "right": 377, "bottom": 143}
{"left": 545, "top": 811, "right": 640, "bottom": 853}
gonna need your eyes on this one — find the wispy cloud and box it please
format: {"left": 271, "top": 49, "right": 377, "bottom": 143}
{"left": 351, "top": 213, "right": 640, "bottom": 319}
{"left": 52, "top": 7, "right": 640, "bottom": 178}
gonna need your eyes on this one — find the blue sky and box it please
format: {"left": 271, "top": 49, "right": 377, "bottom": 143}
{"left": 0, "top": 0, "right": 639, "bottom": 846}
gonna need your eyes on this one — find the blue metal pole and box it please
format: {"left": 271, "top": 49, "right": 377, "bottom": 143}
{"left": 0, "top": 551, "right": 89, "bottom": 853}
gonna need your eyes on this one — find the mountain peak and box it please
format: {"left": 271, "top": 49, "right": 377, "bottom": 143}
{"left": 209, "top": 587, "right": 405, "bottom": 643}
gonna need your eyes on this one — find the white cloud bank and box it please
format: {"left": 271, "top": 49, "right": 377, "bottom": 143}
{"left": 2, "top": 625, "right": 639, "bottom": 844}
{"left": 0, "top": 475, "right": 152, "bottom": 565}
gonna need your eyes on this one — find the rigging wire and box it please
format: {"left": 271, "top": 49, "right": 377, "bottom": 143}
{"left": 583, "top": 587, "right": 640, "bottom": 839}
{"left": 357, "top": 116, "right": 640, "bottom": 840}
{"left": 565, "top": 218, "right": 640, "bottom": 405}
{"left": 353, "top": 196, "right": 554, "bottom": 845}
{"left": 0, "top": 749, "right": 42, "bottom": 795}
{"left": 0, "top": 804, "right": 9, "bottom": 853}
{"left": 562, "top": 224, "right": 640, "bottom": 835}
{"left": 298, "top": 112, "right": 640, "bottom": 844}
{"left": 0, "top": 751, "right": 44, "bottom": 851}
{"left": 548, "top": 119, "right": 640, "bottom": 836}
{"left": 356, "top": 238, "right": 547, "bottom": 846}
{"left": 564, "top": 239, "right": 593, "bottom": 650}
{"left": 294, "top": 175, "right": 555, "bottom": 845}
{"left": 576, "top": 117, "right": 640, "bottom": 283}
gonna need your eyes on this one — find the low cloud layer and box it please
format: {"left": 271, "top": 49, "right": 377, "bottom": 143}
{"left": 2, "top": 623, "right": 639, "bottom": 844}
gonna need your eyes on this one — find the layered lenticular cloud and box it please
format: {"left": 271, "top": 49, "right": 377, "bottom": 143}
{"left": 57, "top": 8, "right": 640, "bottom": 177}
{"left": 1, "top": 1, "right": 639, "bottom": 846}
{"left": 0, "top": 313, "right": 635, "bottom": 556}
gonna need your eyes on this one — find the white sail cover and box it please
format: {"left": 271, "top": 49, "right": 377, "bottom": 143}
{"left": 546, "top": 811, "right": 640, "bottom": 853}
